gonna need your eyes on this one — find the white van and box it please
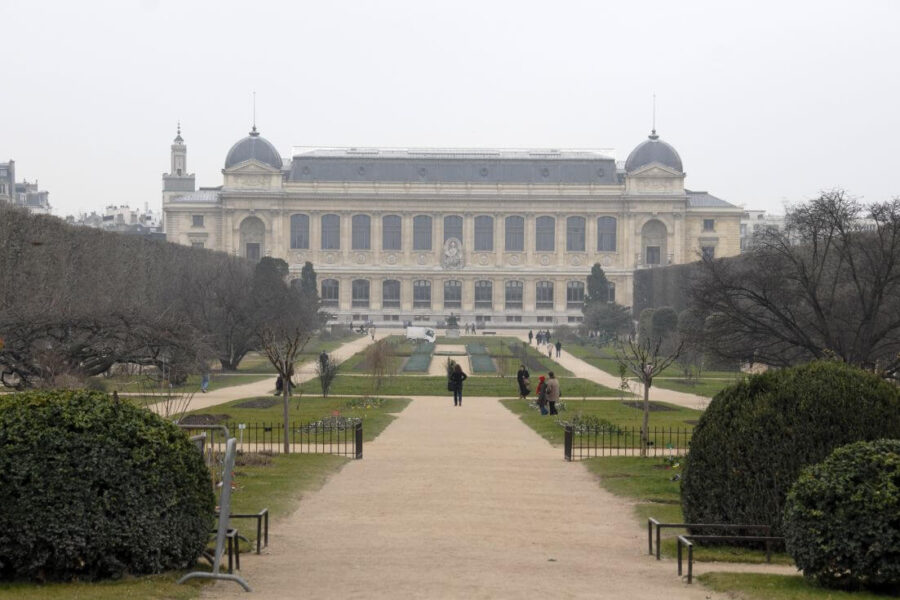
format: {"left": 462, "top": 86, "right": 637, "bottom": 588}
{"left": 405, "top": 326, "right": 436, "bottom": 343}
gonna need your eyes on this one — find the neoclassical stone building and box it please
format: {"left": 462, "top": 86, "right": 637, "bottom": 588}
{"left": 163, "top": 125, "right": 741, "bottom": 326}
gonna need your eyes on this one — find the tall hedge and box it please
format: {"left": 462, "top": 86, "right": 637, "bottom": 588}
{"left": 681, "top": 361, "right": 900, "bottom": 535}
{"left": 0, "top": 390, "right": 214, "bottom": 581}
{"left": 783, "top": 439, "right": 900, "bottom": 591}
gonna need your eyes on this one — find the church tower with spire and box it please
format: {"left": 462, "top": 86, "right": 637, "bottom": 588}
{"left": 163, "top": 123, "right": 196, "bottom": 197}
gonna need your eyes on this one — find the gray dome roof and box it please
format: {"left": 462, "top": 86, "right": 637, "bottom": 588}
{"left": 224, "top": 127, "right": 282, "bottom": 169}
{"left": 624, "top": 130, "right": 683, "bottom": 173}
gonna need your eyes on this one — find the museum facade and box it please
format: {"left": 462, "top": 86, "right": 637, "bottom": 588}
{"left": 163, "top": 125, "right": 741, "bottom": 326}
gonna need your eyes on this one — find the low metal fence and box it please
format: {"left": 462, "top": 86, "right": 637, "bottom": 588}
{"left": 563, "top": 425, "right": 692, "bottom": 460}
{"left": 183, "top": 421, "right": 363, "bottom": 458}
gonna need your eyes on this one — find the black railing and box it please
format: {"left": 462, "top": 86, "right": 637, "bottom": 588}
{"left": 184, "top": 421, "right": 363, "bottom": 458}
{"left": 564, "top": 425, "right": 692, "bottom": 460}
{"left": 677, "top": 534, "right": 784, "bottom": 583}
{"left": 647, "top": 518, "right": 771, "bottom": 559}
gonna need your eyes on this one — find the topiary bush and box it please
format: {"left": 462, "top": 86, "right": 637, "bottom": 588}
{"left": 681, "top": 361, "right": 900, "bottom": 536}
{"left": 0, "top": 390, "right": 214, "bottom": 582}
{"left": 783, "top": 439, "right": 900, "bottom": 592}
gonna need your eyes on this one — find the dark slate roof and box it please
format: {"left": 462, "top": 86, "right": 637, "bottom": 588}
{"left": 287, "top": 148, "right": 618, "bottom": 184}
{"left": 624, "top": 131, "right": 683, "bottom": 173}
{"left": 686, "top": 190, "right": 737, "bottom": 209}
{"left": 225, "top": 128, "right": 283, "bottom": 170}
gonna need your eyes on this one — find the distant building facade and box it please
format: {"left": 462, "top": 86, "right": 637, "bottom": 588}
{"left": 0, "top": 160, "right": 51, "bottom": 215}
{"left": 66, "top": 204, "right": 162, "bottom": 237}
{"left": 163, "top": 126, "right": 743, "bottom": 325}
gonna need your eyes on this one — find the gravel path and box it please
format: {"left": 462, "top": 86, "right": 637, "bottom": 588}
{"left": 203, "top": 393, "right": 790, "bottom": 599}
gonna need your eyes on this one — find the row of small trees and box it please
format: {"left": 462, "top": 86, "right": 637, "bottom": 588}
{"left": 0, "top": 206, "right": 322, "bottom": 389}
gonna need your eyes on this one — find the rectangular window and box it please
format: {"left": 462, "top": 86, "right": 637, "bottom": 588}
{"left": 474, "top": 280, "right": 493, "bottom": 309}
{"left": 474, "top": 216, "right": 494, "bottom": 251}
{"left": 566, "top": 281, "right": 585, "bottom": 309}
{"left": 413, "top": 280, "right": 431, "bottom": 308}
{"left": 703, "top": 219, "right": 715, "bottom": 232}
{"left": 191, "top": 241, "right": 205, "bottom": 249}
{"left": 566, "top": 217, "right": 585, "bottom": 252}
{"left": 192, "top": 215, "right": 204, "bottom": 227}
{"left": 536, "top": 216, "right": 555, "bottom": 252}
{"left": 505, "top": 216, "right": 524, "bottom": 252}
{"left": 646, "top": 246, "right": 661, "bottom": 265}
{"left": 382, "top": 215, "right": 401, "bottom": 250}
{"left": 352, "top": 280, "right": 370, "bottom": 308}
{"left": 597, "top": 217, "right": 617, "bottom": 252}
{"left": 321, "top": 279, "right": 339, "bottom": 307}
{"left": 382, "top": 280, "right": 401, "bottom": 308}
{"left": 246, "top": 243, "right": 260, "bottom": 262}
{"left": 413, "top": 215, "right": 432, "bottom": 251}
{"left": 701, "top": 246, "right": 715, "bottom": 260}
{"left": 537, "top": 315, "right": 554, "bottom": 323}
{"left": 505, "top": 315, "right": 522, "bottom": 322}
{"left": 352, "top": 215, "right": 371, "bottom": 250}
{"left": 321, "top": 214, "right": 340, "bottom": 250}
{"left": 505, "top": 281, "right": 523, "bottom": 309}
{"left": 444, "top": 215, "right": 462, "bottom": 243}
{"left": 607, "top": 282, "right": 616, "bottom": 303}
{"left": 536, "top": 281, "right": 554, "bottom": 309}
{"left": 444, "top": 280, "right": 462, "bottom": 309}
{"left": 290, "top": 214, "right": 309, "bottom": 249}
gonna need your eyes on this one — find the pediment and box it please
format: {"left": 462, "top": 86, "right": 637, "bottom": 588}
{"left": 628, "top": 163, "right": 683, "bottom": 178}
{"left": 224, "top": 160, "right": 281, "bottom": 174}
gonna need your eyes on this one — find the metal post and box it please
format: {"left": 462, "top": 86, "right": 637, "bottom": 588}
{"left": 656, "top": 523, "right": 661, "bottom": 560}
{"left": 355, "top": 422, "right": 363, "bottom": 459}
{"left": 687, "top": 543, "right": 693, "bottom": 584}
{"left": 677, "top": 537, "right": 682, "bottom": 576}
{"left": 564, "top": 425, "right": 573, "bottom": 461}
{"left": 648, "top": 519, "right": 654, "bottom": 555}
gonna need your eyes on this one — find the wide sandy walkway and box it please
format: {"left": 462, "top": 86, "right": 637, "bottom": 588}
{"left": 204, "top": 394, "right": 787, "bottom": 599}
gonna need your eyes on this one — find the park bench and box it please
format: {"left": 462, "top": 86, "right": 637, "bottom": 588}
{"left": 481, "top": 331, "right": 497, "bottom": 335}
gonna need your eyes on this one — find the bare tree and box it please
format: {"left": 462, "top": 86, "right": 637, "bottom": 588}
{"left": 316, "top": 354, "right": 339, "bottom": 398}
{"left": 366, "top": 338, "right": 395, "bottom": 394}
{"left": 615, "top": 309, "right": 683, "bottom": 457}
{"left": 690, "top": 191, "right": 900, "bottom": 378}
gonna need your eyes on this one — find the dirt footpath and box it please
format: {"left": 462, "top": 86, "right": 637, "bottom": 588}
{"left": 203, "top": 395, "right": 770, "bottom": 599}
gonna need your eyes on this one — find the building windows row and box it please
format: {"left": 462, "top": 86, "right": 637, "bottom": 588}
{"left": 320, "top": 278, "right": 588, "bottom": 310}
{"left": 288, "top": 214, "right": 619, "bottom": 252}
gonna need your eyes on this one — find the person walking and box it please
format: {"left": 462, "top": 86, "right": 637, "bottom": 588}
{"left": 449, "top": 363, "right": 468, "bottom": 406}
{"left": 536, "top": 375, "right": 549, "bottom": 415}
{"left": 555, "top": 340, "right": 562, "bottom": 358}
{"left": 547, "top": 345, "right": 553, "bottom": 359}
{"left": 545, "top": 371, "right": 560, "bottom": 415}
{"left": 516, "top": 364, "right": 530, "bottom": 400}
{"left": 200, "top": 372, "right": 210, "bottom": 393}
{"left": 274, "top": 375, "right": 283, "bottom": 396}
{"left": 370, "top": 325, "right": 376, "bottom": 340}
{"left": 528, "top": 330, "right": 534, "bottom": 345}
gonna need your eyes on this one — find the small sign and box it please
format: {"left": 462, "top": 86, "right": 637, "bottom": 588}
{"left": 238, "top": 423, "right": 246, "bottom": 430}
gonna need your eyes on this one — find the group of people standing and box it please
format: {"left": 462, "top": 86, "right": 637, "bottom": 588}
{"left": 516, "top": 364, "right": 560, "bottom": 415}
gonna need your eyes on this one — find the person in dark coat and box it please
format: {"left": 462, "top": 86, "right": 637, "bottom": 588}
{"left": 516, "top": 364, "right": 530, "bottom": 399}
{"left": 555, "top": 340, "right": 562, "bottom": 358}
{"left": 536, "top": 375, "right": 548, "bottom": 415}
{"left": 528, "top": 330, "right": 534, "bottom": 345}
{"left": 449, "top": 363, "right": 468, "bottom": 406}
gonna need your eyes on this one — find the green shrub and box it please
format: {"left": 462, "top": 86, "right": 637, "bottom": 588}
{"left": 783, "top": 439, "right": 900, "bottom": 591}
{"left": 681, "top": 361, "right": 900, "bottom": 536}
{"left": 0, "top": 390, "right": 214, "bottom": 582}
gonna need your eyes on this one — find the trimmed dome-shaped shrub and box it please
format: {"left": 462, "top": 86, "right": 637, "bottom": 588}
{"left": 681, "top": 361, "right": 900, "bottom": 536}
{"left": 784, "top": 439, "right": 900, "bottom": 591}
{"left": 0, "top": 390, "right": 214, "bottom": 581}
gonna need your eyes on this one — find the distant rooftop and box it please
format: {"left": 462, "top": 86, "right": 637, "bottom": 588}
{"left": 290, "top": 147, "right": 616, "bottom": 161}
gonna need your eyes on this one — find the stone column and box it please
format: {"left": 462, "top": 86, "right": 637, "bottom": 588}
{"left": 340, "top": 212, "right": 351, "bottom": 262}
{"left": 373, "top": 212, "right": 382, "bottom": 262}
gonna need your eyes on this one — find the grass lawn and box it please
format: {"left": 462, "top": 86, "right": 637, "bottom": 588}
{"left": 99, "top": 372, "right": 271, "bottom": 394}
{"left": 651, "top": 376, "right": 744, "bottom": 397}
{"left": 583, "top": 457, "right": 793, "bottom": 565}
{"left": 298, "top": 374, "right": 620, "bottom": 397}
{"left": 236, "top": 334, "right": 364, "bottom": 373}
{"left": 501, "top": 399, "right": 699, "bottom": 447}
{"left": 697, "top": 573, "right": 897, "bottom": 599}
{"left": 0, "top": 576, "right": 204, "bottom": 600}
{"left": 188, "top": 396, "right": 410, "bottom": 443}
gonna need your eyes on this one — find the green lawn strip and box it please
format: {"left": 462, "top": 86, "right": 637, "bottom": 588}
{"left": 236, "top": 335, "right": 364, "bottom": 373}
{"left": 566, "top": 343, "right": 741, "bottom": 380}
{"left": 299, "top": 375, "right": 620, "bottom": 397}
{"left": 584, "top": 457, "right": 792, "bottom": 565}
{"left": 0, "top": 575, "right": 204, "bottom": 600}
{"left": 98, "top": 373, "right": 272, "bottom": 394}
{"left": 188, "top": 396, "right": 410, "bottom": 443}
{"left": 500, "top": 399, "right": 698, "bottom": 447}
{"left": 697, "top": 573, "right": 895, "bottom": 599}
{"left": 651, "top": 376, "right": 744, "bottom": 397}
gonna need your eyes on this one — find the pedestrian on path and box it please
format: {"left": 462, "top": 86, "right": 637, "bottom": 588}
{"left": 536, "top": 375, "right": 548, "bottom": 415}
{"left": 545, "top": 371, "right": 560, "bottom": 415}
{"left": 555, "top": 340, "right": 562, "bottom": 358}
{"left": 449, "top": 363, "right": 468, "bottom": 406}
{"left": 516, "top": 364, "right": 530, "bottom": 399}
{"left": 370, "top": 325, "right": 376, "bottom": 340}
{"left": 528, "top": 330, "right": 534, "bottom": 345}
{"left": 200, "top": 372, "right": 210, "bottom": 393}
{"left": 548, "top": 345, "right": 553, "bottom": 359}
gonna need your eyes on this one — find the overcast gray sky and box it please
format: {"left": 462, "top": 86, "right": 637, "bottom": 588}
{"left": 3, "top": 0, "right": 899, "bottom": 217}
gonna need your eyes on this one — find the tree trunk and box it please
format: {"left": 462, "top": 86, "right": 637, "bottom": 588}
{"left": 641, "top": 378, "right": 650, "bottom": 458}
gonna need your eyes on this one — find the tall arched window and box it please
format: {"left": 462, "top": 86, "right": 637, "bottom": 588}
{"left": 474, "top": 216, "right": 494, "bottom": 251}
{"left": 240, "top": 216, "right": 265, "bottom": 261}
{"left": 597, "top": 216, "right": 617, "bottom": 252}
{"left": 536, "top": 281, "right": 554, "bottom": 310}
{"left": 413, "top": 280, "right": 431, "bottom": 308}
{"left": 505, "top": 280, "right": 523, "bottom": 309}
{"left": 382, "top": 215, "right": 401, "bottom": 250}
{"left": 642, "top": 219, "right": 667, "bottom": 266}
{"left": 536, "top": 216, "right": 555, "bottom": 252}
{"left": 443, "top": 215, "right": 462, "bottom": 243}
{"left": 321, "top": 214, "right": 340, "bottom": 250}
{"left": 382, "top": 280, "right": 401, "bottom": 308}
{"left": 444, "top": 280, "right": 462, "bottom": 308}
{"left": 290, "top": 214, "right": 309, "bottom": 249}
{"left": 505, "top": 215, "right": 524, "bottom": 251}
{"left": 566, "top": 216, "right": 585, "bottom": 252}
{"left": 351, "top": 279, "right": 370, "bottom": 307}
{"left": 413, "top": 215, "right": 432, "bottom": 250}
{"left": 474, "top": 280, "right": 493, "bottom": 309}
{"left": 352, "top": 214, "right": 371, "bottom": 250}
{"left": 566, "top": 281, "right": 585, "bottom": 309}
{"left": 321, "top": 279, "right": 339, "bottom": 307}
